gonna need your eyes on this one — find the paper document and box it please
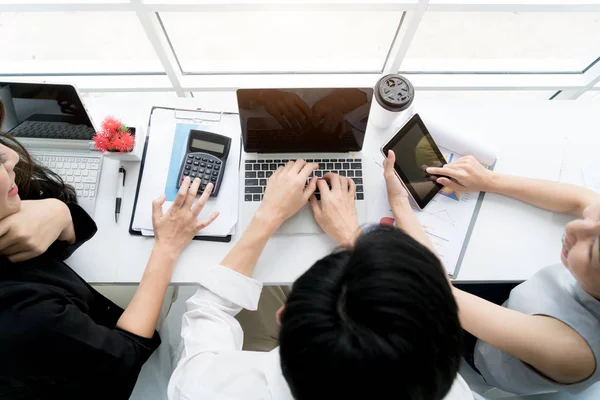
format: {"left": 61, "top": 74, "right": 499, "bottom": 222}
{"left": 369, "top": 120, "right": 495, "bottom": 277}
{"left": 582, "top": 164, "right": 600, "bottom": 194}
{"left": 131, "top": 108, "right": 241, "bottom": 238}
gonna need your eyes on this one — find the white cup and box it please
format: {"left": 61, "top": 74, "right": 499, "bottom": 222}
{"left": 371, "top": 74, "right": 414, "bottom": 129}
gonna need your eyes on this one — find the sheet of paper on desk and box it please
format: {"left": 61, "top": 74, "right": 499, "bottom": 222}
{"left": 582, "top": 164, "right": 600, "bottom": 194}
{"left": 369, "top": 147, "right": 488, "bottom": 277}
{"left": 132, "top": 108, "right": 240, "bottom": 237}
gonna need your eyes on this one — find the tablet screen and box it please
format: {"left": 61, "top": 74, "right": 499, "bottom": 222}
{"left": 383, "top": 114, "right": 446, "bottom": 208}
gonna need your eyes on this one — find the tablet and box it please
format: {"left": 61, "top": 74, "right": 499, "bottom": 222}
{"left": 381, "top": 114, "right": 447, "bottom": 209}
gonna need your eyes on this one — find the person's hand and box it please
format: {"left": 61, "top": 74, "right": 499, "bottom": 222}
{"left": 257, "top": 159, "right": 318, "bottom": 227}
{"left": 426, "top": 155, "right": 494, "bottom": 193}
{"left": 309, "top": 173, "right": 360, "bottom": 246}
{"left": 311, "top": 97, "right": 345, "bottom": 137}
{"left": 152, "top": 177, "right": 219, "bottom": 255}
{"left": 384, "top": 150, "right": 410, "bottom": 211}
{"left": 0, "top": 199, "right": 74, "bottom": 262}
{"left": 258, "top": 90, "right": 313, "bottom": 131}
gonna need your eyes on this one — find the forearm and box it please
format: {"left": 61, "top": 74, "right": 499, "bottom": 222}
{"left": 488, "top": 173, "right": 599, "bottom": 217}
{"left": 392, "top": 201, "right": 436, "bottom": 255}
{"left": 220, "top": 213, "right": 279, "bottom": 278}
{"left": 453, "top": 287, "right": 595, "bottom": 383}
{"left": 117, "top": 245, "right": 176, "bottom": 338}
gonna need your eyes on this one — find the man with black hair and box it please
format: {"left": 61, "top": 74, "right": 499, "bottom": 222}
{"left": 168, "top": 153, "right": 473, "bottom": 400}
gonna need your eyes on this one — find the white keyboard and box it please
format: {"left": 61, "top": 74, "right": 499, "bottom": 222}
{"left": 34, "top": 155, "right": 101, "bottom": 199}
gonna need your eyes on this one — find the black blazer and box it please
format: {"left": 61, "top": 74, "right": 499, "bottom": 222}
{"left": 0, "top": 203, "right": 161, "bottom": 400}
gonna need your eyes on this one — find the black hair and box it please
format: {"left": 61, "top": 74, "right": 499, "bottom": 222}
{"left": 279, "top": 225, "right": 462, "bottom": 400}
{"left": 0, "top": 100, "right": 77, "bottom": 203}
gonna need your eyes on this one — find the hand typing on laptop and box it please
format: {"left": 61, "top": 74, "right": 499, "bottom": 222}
{"left": 255, "top": 159, "right": 318, "bottom": 227}
{"left": 309, "top": 172, "right": 360, "bottom": 247}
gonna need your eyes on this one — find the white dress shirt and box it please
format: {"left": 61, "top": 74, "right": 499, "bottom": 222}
{"left": 168, "top": 265, "right": 474, "bottom": 400}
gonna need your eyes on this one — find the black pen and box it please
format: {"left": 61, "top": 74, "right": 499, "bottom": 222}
{"left": 115, "top": 167, "right": 126, "bottom": 223}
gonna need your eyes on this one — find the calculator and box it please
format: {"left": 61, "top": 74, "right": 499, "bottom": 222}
{"left": 177, "top": 129, "right": 232, "bottom": 197}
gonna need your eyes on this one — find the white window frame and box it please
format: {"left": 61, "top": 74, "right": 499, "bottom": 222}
{"left": 1, "top": 0, "right": 599, "bottom": 100}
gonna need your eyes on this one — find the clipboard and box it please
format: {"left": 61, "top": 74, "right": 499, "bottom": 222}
{"left": 129, "top": 106, "right": 242, "bottom": 243}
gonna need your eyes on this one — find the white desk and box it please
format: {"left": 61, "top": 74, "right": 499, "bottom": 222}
{"left": 67, "top": 95, "right": 600, "bottom": 284}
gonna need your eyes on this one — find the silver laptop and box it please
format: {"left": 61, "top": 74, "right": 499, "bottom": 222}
{"left": 0, "top": 81, "right": 102, "bottom": 216}
{"left": 237, "top": 88, "right": 373, "bottom": 234}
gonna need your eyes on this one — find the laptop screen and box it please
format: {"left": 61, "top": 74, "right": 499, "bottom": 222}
{"left": 237, "top": 88, "right": 373, "bottom": 153}
{"left": 0, "top": 82, "right": 95, "bottom": 140}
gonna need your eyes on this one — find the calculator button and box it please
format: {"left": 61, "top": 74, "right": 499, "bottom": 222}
{"left": 216, "top": 160, "right": 222, "bottom": 165}
{"left": 183, "top": 170, "right": 189, "bottom": 175}
{"left": 186, "top": 160, "right": 192, "bottom": 164}
{"left": 208, "top": 159, "right": 214, "bottom": 164}
{"left": 192, "top": 167, "right": 198, "bottom": 172}
{"left": 187, "top": 154, "right": 194, "bottom": 159}
{"left": 203, "top": 174, "right": 210, "bottom": 180}
{"left": 214, "top": 165, "right": 220, "bottom": 171}
{"left": 194, "top": 161, "right": 200, "bottom": 166}
{"left": 199, "top": 168, "right": 205, "bottom": 174}
{"left": 194, "top": 155, "right": 201, "bottom": 160}
{"left": 185, "top": 165, "right": 191, "bottom": 170}
{"left": 202, "top": 179, "right": 209, "bottom": 185}
{"left": 201, "top": 162, "right": 207, "bottom": 167}
{"left": 206, "top": 164, "right": 213, "bottom": 170}
{"left": 200, "top": 184, "right": 206, "bottom": 191}
{"left": 190, "top": 173, "right": 197, "bottom": 178}
{"left": 212, "top": 171, "right": 219, "bottom": 176}
{"left": 202, "top": 157, "right": 208, "bottom": 161}
{"left": 211, "top": 177, "right": 217, "bottom": 182}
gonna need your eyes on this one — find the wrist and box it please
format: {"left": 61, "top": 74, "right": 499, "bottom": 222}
{"left": 484, "top": 171, "right": 501, "bottom": 192}
{"left": 152, "top": 242, "right": 181, "bottom": 263}
{"left": 337, "top": 227, "right": 361, "bottom": 247}
{"left": 390, "top": 197, "right": 412, "bottom": 217}
{"left": 251, "top": 209, "right": 282, "bottom": 236}
{"left": 54, "top": 200, "right": 76, "bottom": 244}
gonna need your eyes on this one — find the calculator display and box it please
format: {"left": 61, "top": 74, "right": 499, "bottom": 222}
{"left": 191, "top": 139, "right": 225, "bottom": 154}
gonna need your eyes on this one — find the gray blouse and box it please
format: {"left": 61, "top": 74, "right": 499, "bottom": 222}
{"left": 474, "top": 264, "right": 600, "bottom": 395}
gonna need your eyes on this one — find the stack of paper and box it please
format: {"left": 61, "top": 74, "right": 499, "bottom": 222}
{"left": 131, "top": 108, "right": 241, "bottom": 238}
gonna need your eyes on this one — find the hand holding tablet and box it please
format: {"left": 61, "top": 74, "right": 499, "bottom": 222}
{"left": 380, "top": 114, "right": 448, "bottom": 209}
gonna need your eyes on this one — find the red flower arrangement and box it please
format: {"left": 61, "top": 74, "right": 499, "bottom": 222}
{"left": 93, "top": 116, "right": 135, "bottom": 153}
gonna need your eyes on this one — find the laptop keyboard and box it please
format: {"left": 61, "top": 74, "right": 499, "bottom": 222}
{"left": 244, "top": 158, "right": 364, "bottom": 202}
{"left": 11, "top": 121, "right": 95, "bottom": 140}
{"left": 33, "top": 154, "right": 100, "bottom": 199}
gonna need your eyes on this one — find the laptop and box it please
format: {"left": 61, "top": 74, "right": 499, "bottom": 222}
{"left": 0, "top": 81, "right": 102, "bottom": 216}
{"left": 237, "top": 88, "right": 373, "bottom": 234}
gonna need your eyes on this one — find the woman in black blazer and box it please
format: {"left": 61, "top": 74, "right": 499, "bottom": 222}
{"left": 0, "top": 103, "right": 218, "bottom": 399}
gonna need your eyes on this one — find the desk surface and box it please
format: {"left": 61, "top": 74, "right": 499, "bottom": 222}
{"left": 67, "top": 94, "right": 600, "bottom": 284}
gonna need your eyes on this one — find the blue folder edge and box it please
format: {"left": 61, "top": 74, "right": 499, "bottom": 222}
{"left": 128, "top": 106, "right": 241, "bottom": 243}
